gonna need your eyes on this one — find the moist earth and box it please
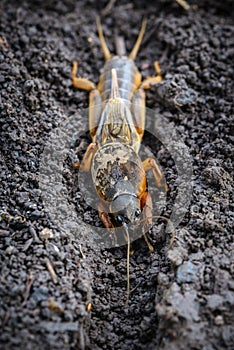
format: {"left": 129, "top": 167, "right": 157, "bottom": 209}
{"left": 0, "top": 1, "right": 233, "bottom": 349}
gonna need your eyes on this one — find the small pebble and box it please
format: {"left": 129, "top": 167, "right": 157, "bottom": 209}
{"left": 39, "top": 228, "right": 54, "bottom": 240}
{"left": 215, "top": 315, "right": 224, "bottom": 326}
{"left": 177, "top": 261, "right": 198, "bottom": 283}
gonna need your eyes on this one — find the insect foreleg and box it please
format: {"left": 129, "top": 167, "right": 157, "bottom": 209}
{"left": 142, "top": 158, "right": 168, "bottom": 192}
{"left": 98, "top": 201, "right": 115, "bottom": 233}
{"left": 73, "top": 142, "right": 98, "bottom": 172}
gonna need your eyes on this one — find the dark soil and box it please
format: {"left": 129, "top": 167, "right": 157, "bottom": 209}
{"left": 0, "top": 1, "right": 233, "bottom": 349}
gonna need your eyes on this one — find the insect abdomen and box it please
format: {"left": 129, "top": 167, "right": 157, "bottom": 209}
{"left": 99, "top": 56, "right": 140, "bottom": 102}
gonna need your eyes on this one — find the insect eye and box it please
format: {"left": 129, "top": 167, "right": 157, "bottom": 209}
{"left": 117, "top": 215, "right": 123, "bottom": 223}
{"left": 135, "top": 209, "right": 141, "bottom": 217}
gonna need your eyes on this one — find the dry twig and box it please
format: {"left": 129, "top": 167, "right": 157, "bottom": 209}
{"left": 176, "top": 0, "right": 190, "bottom": 10}
{"left": 45, "top": 257, "right": 58, "bottom": 284}
{"left": 22, "top": 273, "right": 34, "bottom": 306}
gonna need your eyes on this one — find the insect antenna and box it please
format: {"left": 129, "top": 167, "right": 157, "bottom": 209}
{"left": 123, "top": 225, "right": 131, "bottom": 303}
{"left": 121, "top": 216, "right": 174, "bottom": 303}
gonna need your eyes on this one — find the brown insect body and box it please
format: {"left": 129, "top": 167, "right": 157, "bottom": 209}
{"left": 95, "top": 59, "right": 141, "bottom": 150}
{"left": 72, "top": 18, "right": 168, "bottom": 298}
{"left": 72, "top": 18, "right": 166, "bottom": 229}
{"left": 93, "top": 58, "right": 146, "bottom": 228}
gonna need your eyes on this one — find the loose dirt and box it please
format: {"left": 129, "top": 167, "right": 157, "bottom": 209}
{"left": 0, "top": 1, "right": 233, "bottom": 349}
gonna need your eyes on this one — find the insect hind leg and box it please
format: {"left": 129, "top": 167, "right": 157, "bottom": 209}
{"left": 142, "top": 157, "right": 168, "bottom": 192}
{"left": 72, "top": 61, "right": 96, "bottom": 90}
{"left": 140, "top": 61, "right": 163, "bottom": 89}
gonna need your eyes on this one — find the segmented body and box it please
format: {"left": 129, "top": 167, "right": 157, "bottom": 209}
{"left": 91, "top": 55, "right": 146, "bottom": 208}
{"left": 98, "top": 56, "right": 141, "bottom": 103}
{"left": 72, "top": 18, "right": 164, "bottom": 229}
{"left": 72, "top": 18, "right": 167, "bottom": 298}
{"left": 93, "top": 55, "right": 143, "bottom": 155}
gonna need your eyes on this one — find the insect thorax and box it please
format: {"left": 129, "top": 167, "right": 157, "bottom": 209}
{"left": 91, "top": 142, "right": 146, "bottom": 202}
